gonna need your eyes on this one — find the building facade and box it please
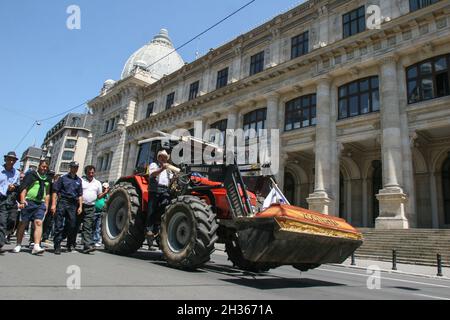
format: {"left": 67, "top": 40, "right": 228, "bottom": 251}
{"left": 20, "top": 146, "right": 44, "bottom": 172}
{"left": 42, "top": 113, "right": 93, "bottom": 176}
{"left": 88, "top": 0, "right": 450, "bottom": 229}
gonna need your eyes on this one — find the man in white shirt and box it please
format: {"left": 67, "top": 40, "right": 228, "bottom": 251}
{"left": 79, "top": 165, "right": 108, "bottom": 254}
{"left": 146, "top": 150, "right": 175, "bottom": 239}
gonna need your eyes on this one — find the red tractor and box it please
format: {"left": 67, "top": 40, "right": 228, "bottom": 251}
{"left": 102, "top": 133, "right": 363, "bottom": 271}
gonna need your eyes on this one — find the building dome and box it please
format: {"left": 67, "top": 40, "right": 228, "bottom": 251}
{"left": 121, "top": 29, "right": 184, "bottom": 80}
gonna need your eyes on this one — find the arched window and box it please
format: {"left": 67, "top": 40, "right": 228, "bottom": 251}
{"left": 406, "top": 53, "right": 450, "bottom": 104}
{"left": 338, "top": 76, "right": 380, "bottom": 119}
{"left": 243, "top": 108, "right": 267, "bottom": 140}
{"left": 442, "top": 155, "right": 450, "bottom": 225}
{"left": 284, "top": 172, "right": 295, "bottom": 205}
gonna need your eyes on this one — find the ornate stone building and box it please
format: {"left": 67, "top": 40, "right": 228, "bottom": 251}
{"left": 88, "top": 0, "right": 450, "bottom": 229}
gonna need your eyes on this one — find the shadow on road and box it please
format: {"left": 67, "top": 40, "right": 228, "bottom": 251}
{"left": 201, "top": 263, "right": 344, "bottom": 290}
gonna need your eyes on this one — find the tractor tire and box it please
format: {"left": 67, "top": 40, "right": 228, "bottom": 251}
{"left": 102, "top": 182, "right": 145, "bottom": 255}
{"left": 225, "top": 235, "right": 279, "bottom": 273}
{"left": 160, "top": 196, "right": 218, "bottom": 269}
{"left": 292, "top": 264, "right": 321, "bottom": 272}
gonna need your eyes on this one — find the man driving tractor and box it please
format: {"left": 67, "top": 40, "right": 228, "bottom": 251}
{"left": 145, "top": 149, "right": 178, "bottom": 241}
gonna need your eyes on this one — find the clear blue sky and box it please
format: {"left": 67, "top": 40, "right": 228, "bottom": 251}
{"left": 0, "top": 0, "right": 304, "bottom": 165}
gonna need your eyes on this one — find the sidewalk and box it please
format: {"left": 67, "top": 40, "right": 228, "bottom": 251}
{"left": 332, "top": 258, "right": 450, "bottom": 280}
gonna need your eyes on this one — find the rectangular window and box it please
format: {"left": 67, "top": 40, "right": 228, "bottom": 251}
{"left": 291, "top": 31, "right": 309, "bottom": 59}
{"left": 285, "top": 94, "right": 317, "bottom": 131}
{"left": 243, "top": 108, "right": 267, "bottom": 139}
{"left": 216, "top": 67, "right": 229, "bottom": 89}
{"left": 166, "top": 92, "right": 175, "bottom": 110}
{"left": 189, "top": 81, "right": 200, "bottom": 101}
{"left": 104, "top": 120, "right": 109, "bottom": 134}
{"left": 406, "top": 54, "right": 450, "bottom": 104}
{"left": 338, "top": 76, "right": 380, "bottom": 120}
{"left": 59, "top": 163, "right": 70, "bottom": 173}
{"left": 69, "top": 129, "right": 78, "bottom": 137}
{"left": 64, "top": 139, "right": 77, "bottom": 149}
{"left": 409, "top": 0, "right": 439, "bottom": 12}
{"left": 343, "top": 6, "right": 366, "bottom": 38}
{"left": 110, "top": 117, "right": 116, "bottom": 131}
{"left": 209, "top": 119, "right": 228, "bottom": 145}
{"left": 62, "top": 151, "right": 74, "bottom": 161}
{"left": 146, "top": 102, "right": 155, "bottom": 118}
{"left": 250, "top": 51, "right": 265, "bottom": 76}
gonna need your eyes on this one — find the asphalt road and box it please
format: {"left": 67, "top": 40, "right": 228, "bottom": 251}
{"left": 1, "top": 243, "right": 450, "bottom": 300}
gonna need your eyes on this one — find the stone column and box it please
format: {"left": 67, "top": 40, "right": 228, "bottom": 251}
{"left": 399, "top": 62, "right": 417, "bottom": 228}
{"left": 227, "top": 106, "right": 239, "bottom": 130}
{"left": 109, "top": 91, "right": 137, "bottom": 182}
{"left": 231, "top": 45, "right": 242, "bottom": 83}
{"left": 266, "top": 93, "right": 281, "bottom": 179}
{"left": 307, "top": 77, "right": 335, "bottom": 215}
{"left": 375, "top": 56, "right": 409, "bottom": 229}
{"left": 125, "top": 140, "right": 138, "bottom": 176}
{"left": 269, "top": 28, "right": 281, "bottom": 67}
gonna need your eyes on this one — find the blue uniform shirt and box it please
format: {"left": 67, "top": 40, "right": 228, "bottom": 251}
{"left": 53, "top": 173, "right": 83, "bottom": 200}
{"left": 0, "top": 165, "right": 20, "bottom": 197}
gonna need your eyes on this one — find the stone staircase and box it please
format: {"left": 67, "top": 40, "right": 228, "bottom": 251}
{"left": 355, "top": 229, "right": 450, "bottom": 267}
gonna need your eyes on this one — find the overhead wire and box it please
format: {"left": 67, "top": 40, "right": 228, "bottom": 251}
{"left": 10, "top": 0, "right": 258, "bottom": 152}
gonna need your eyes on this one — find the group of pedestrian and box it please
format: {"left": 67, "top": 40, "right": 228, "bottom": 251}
{"left": 0, "top": 151, "right": 109, "bottom": 256}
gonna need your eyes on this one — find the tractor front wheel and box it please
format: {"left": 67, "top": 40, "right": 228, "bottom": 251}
{"left": 102, "top": 182, "right": 145, "bottom": 255}
{"left": 160, "top": 196, "right": 218, "bottom": 269}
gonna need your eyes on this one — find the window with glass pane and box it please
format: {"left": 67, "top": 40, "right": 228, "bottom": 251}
{"left": 209, "top": 119, "right": 227, "bottom": 145}
{"left": 285, "top": 94, "right": 317, "bottom": 131}
{"left": 343, "top": 6, "right": 366, "bottom": 38}
{"left": 189, "top": 81, "right": 200, "bottom": 101}
{"left": 250, "top": 51, "right": 265, "bottom": 76}
{"left": 216, "top": 68, "right": 229, "bottom": 89}
{"left": 146, "top": 102, "right": 155, "bottom": 118}
{"left": 65, "top": 139, "right": 77, "bottom": 149}
{"left": 291, "top": 31, "right": 309, "bottom": 59}
{"left": 406, "top": 54, "right": 450, "bottom": 104}
{"left": 338, "top": 76, "right": 380, "bottom": 119}
{"left": 243, "top": 108, "right": 266, "bottom": 139}
{"left": 409, "top": 0, "right": 439, "bottom": 12}
{"left": 166, "top": 92, "right": 175, "bottom": 110}
{"left": 62, "top": 151, "right": 74, "bottom": 161}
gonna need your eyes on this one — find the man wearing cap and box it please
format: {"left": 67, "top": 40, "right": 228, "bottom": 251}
{"left": 0, "top": 151, "right": 20, "bottom": 253}
{"left": 145, "top": 149, "right": 175, "bottom": 239}
{"left": 51, "top": 161, "right": 83, "bottom": 255}
{"left": 78, "top": 165, "right": 109, "bottom": 254}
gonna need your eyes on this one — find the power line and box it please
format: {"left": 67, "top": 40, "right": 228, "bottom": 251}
{"left": 0, "top": 106, "right": 37, "bottom": 121}
{"left": 37, "top": 101, "right": 88, "bottom": 122}
{"left": 10, "top": 0, "right": 257, "bottom": 151}
{"left": 14, "top": 121, "right": 37, "bottom": 151}
{"left": 144, "top": 0, "right": 257, "bottom": 72}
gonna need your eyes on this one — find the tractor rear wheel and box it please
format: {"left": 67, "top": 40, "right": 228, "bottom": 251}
{"left": 160, "top": 196, "right": 218, "bottom": 269}
{"left": 225, "top": 234, "right": 279, "bottom": 273}
{"left": 102, "top": 182, "right": 145, "bottom": 255}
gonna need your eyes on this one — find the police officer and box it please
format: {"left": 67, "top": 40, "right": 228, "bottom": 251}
{"left": 145, "top": 150, "right": 176, "bottom": 240}
{"left": 51, "top": 161, "right": 83, "bottom": 255}
{"left": 0, "top": 151, "right": 20, "bottom": 254}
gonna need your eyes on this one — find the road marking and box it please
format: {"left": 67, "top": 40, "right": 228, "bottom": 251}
{"left": 414, "top": 294, "right": 450, "bottom": 300}
{"left": 317, "top": 267, "right": 450, "bottom": 289}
